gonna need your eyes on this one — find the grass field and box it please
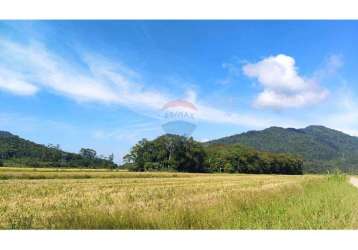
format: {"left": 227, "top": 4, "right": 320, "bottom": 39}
{"left": 0, "top": 167, "right": 358, "bottom": 229}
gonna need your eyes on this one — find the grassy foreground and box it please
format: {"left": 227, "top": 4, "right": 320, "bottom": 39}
{"left": 0, "top": 168, "right": 357, "bottom": 229}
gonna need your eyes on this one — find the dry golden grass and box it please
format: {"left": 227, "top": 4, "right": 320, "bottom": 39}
{"left": 0, "top": 167, "right": 197, "bottom": 179}
{"left": 0, "top": 169, "right": 357, "bottom": 229}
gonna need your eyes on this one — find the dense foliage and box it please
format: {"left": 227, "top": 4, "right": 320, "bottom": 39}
{"left": 205, "top": 144, "right": 303, "bottom": 174}
{"left": 124, "top": 134, "right": 303, "bottom": 174}
{"left": 206, "top": 125, "right": 358, "bottom": 173}
{"left": 123, "top": 134, "right": 207, "bottom": 172}
{"left": 0, "top": 131, "right": 117, "bottom": 168}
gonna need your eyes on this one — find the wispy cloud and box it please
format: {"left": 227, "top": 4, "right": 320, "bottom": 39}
{"left": 0, "top": 39, "right": 170, "bottom": 110}
{"left": 317, "top": 84, "right": 358, "bottom": 136}
{"left": 312, "top": 54, "right": 344, "bottom": 80}
{"left": 0, "top": 68, "right": 38, "bottom": 95}
{"left": 92, "top": 121, "right": 161, "bottom": 141}
{"left": 217, "top": 62, "right": 241, "bottom": 85}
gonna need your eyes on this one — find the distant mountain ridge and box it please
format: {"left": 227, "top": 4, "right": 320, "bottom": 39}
{"left": 0, "top": 130, "right": 116, "bottom": 168}
{"left": 206, "top": 125, "right": 358, "bottom": 173}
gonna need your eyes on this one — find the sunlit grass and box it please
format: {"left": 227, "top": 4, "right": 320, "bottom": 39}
{"left": 0, "top": 168, "right": 357, "bottom": 229}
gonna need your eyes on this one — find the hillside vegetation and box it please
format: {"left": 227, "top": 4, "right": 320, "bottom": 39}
{"left": 205, "top": 144, "right": 303, "bottom": 174}
{"left": 0, "top": 131, "right": 116, "bottom": 168}
{"left": 207, "top": 125, "right": 358, "bottom": 173}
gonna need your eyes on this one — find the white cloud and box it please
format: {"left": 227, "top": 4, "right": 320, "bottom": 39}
{"left": 243, "top": 54, "right": 329, "bottom": 109}
{"left": 0, "top": 68, "right": 38, "bottom": 95}
{"left": 0, "top": 39, "right": 169, "bottom": 109}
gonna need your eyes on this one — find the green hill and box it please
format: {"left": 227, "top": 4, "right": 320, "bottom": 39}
{"left": 0, "top": 131, "right": 117, "bottom": 168}
{"left": 206, "top": 125, "right": 358, "bottom": 173}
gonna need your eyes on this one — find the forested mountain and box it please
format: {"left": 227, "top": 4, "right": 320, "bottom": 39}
{"left": 0, "top": 131, "right": 117, "bottom": 168}
{"left": 123, "top": 134, "right": 303, "bottom": 174}
{"left": 206, "top": 125, "right": 358, "bottom": 173}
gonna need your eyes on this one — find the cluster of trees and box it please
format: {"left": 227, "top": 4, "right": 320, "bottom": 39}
{"left": 123, "top": 134, "right": 303, "bottom": 174}
{"left": 0, "top": 131, "right": 117, "bottom": 168}
{"left": 123, "top": 135, "right": 206, "bottom": 172}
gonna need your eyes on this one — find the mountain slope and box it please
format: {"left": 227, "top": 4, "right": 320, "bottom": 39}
{"left": 206, "top": 125, "right": 358, "bottom": 173}
{"left": 0, "top": 131, "right": 116, "bottom": 168}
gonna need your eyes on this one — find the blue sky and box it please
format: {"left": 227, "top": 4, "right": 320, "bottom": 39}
{"left": 1, "top": 21, "right": 358, "bottom": 162}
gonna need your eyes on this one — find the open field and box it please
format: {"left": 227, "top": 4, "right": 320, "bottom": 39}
{"left": 0, "top": 168, "right": 358, "bottom": 229}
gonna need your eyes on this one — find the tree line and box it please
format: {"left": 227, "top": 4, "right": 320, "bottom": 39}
{"left": 123, "top": 134, "right": 303, "bottom": 174}
{"left": 1, "top": 146, "right": 116, "bottom": 168}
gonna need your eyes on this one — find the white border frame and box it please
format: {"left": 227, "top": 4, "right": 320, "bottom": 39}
{"left": 0, "top": 0, "right": 358, "bottom": 19}
{"left": 1, "top": 0, "right": 358, "bottom": 249}
{"left": 1, "top": 230, "right": 358, "bottom": 250}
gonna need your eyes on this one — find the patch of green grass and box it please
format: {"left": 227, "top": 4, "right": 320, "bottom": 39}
{"left": 224, "top": 174, "right": 358, "bottom": 229}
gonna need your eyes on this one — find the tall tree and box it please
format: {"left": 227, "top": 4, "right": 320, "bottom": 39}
{"left": 79, "top": 148, "right": 97, "bottom": 159}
